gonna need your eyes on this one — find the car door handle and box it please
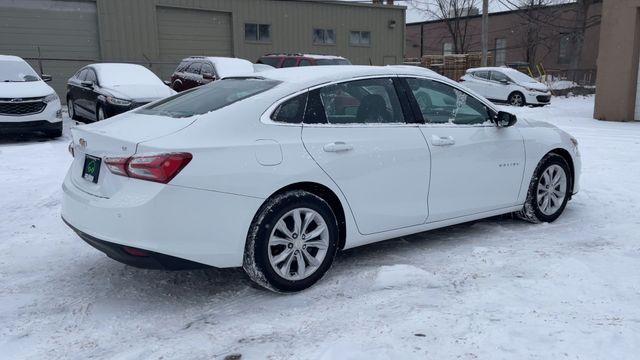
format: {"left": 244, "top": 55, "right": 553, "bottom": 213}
{"left": 323, "top": 142, "right": 353, "bottom": 152}
{"left": 431, "top": 135, "right": 456, "bottom": 146}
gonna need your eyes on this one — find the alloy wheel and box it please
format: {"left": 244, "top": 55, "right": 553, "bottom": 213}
{"left": 268, "top": 208, "right": 330, "bottom": 281}
{"left": 510, "top": 93, "right": 524, "bottom": 106}
{"left": 536, "top": 164, "right": 567, "bottom": 216}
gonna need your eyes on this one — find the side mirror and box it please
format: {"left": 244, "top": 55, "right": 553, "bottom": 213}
{"left": 41, "top": 74, "right": 52, "bottom": 82}
{"left": 163, "top": 80, "right": 172, "bottom": 87}
{"left": 499, "top": 79, "right": 510, "bottom": 85}
{"left": 80, "top": 80, "right": 94, "bottom": 89}
{"left": 202, "top": 72, "right": 215, "bottom": 80}
{"left": 496, "top": 111, "right": 517, "bottom": 127}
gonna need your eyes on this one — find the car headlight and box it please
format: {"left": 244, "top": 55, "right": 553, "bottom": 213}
{"left": 43, "top": 93, "right": 59, "bottom": 103}
{"left": 526, "top": 87, "right": 548, "bottom": 93}
{"left": 106, "top": 96, "right": 132, "bottom": 106}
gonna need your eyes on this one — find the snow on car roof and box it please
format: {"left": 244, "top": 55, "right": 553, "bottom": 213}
{"left": 90, "top": 63, "right": 163, "bottom": 87}
{"left": 203, "top": 57, "right": 255, "bottom": 78}
{"left": 0, "top": 55, "right": 25, "bottom": 62}
{"left": 262, "top": 53, "right": 347, "bottom": 60}
{"left": 255, "top": 65, "right": 454, "bottom": 90}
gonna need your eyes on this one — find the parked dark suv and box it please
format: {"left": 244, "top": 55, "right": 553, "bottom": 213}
{"left": 257, "top": 53, "right": 351, "bottom": 68}
{"left": 169, "top": 56, "right": 254, "bottom": 92}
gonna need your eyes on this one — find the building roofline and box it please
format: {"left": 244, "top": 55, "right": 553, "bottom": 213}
{"left": 277, "top": 0, "right": 406, "bottom": 10}
{"left": 406, "top": 2, "right": 576, "bottom": 26}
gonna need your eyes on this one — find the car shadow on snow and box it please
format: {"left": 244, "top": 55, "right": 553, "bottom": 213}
{"left": 53, "top": 214, "right": 543, "bottom": 306}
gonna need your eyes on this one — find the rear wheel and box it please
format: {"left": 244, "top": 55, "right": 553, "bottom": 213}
{"left": 508, "top": 91, "right": 526, "bottom": 107}
{"left": 518, "top": 153, "right": 572, "bottom": 223}
{"left": 243, "top": 191, "right": 339, "bottom": 292}
{"left": 67, "top": 98, "right": 79, "bottom": 120}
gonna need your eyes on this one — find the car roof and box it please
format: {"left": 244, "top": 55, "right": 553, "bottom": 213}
{"left": 0, "top": 55, "right": 26, "bottom": 62}
{"left": 261, "top": 53, "right": 347, "bottom": 60}
{"left": 467, "top": 66, "right": 518, "bottom": 74}
{"left": 255, "top": 65, "right": 448, "bottom": 87}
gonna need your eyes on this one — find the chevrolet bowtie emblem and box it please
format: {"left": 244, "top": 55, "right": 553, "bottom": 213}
{"left": 79, "top": 138, "right": 87, "bottom": 148}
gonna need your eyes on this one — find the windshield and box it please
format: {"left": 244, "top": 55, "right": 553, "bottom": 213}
{"left": 96, "top": 65, "right": 163, "bottom": 87}
{"left": 137, "top": 78, "right": 280, "bottom": 118}
{"left": 315, "top": 59, "right": 351, "bottom": 65}
{"left": 0, "top": 60, "right": 40, "bottom": 82}
{"left": 505, "top": 70, "right": 538, "bottom": 84}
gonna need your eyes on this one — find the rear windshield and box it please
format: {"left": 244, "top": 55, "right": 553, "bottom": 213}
{"left": 137, "top": 78, "right": 280, "bottom": 118}
{"left": 315, "top": 59, "right": 351, "bottom": 65}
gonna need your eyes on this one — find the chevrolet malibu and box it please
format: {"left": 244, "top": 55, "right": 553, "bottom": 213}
{"left": 62, "top": 66, "right": 581, "bottom": 292}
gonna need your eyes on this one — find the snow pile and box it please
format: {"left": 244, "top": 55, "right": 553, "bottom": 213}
{"left": 372, "top": 264, "right": 442, "bottom": 290}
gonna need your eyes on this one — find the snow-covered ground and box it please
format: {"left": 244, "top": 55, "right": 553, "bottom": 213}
{"left": 1, "top": 96, "right": 640, "bottom": 359}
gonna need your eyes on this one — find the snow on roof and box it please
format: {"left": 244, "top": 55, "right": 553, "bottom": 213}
{"left": 203, "top": 57, "right": 255, "bottom": 78}
{"left": 90, "top": 63, "right": 163, "bottom": 86}
{"left": 262, "top": 53, "right": 347, "bottom": 60}
{"left": 0, "top": 55, "right": 25, "bottom": 62}
{"left": 257, "top": 65, "right": 451, "bottom": 88}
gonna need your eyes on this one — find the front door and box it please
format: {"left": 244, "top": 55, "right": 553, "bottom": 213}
{"left": 301, "top": 77, "right": 431, "bottom": 235}
{"left": 403, "top": 77, "right": 525, "bottom": 222}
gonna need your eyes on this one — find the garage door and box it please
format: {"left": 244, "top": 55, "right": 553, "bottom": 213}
{"left": 156, "top": 7, "right": 232, "bottom": 79}
{"left": 0, "top": 0, "right": 100, "bottom": 100}
{"left": 636, "top": 59, "right": 640, "bottom": 121}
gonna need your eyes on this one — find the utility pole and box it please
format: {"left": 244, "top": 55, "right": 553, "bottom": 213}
{"left": 481, "top": 0, "right": 489, "bottom": 66}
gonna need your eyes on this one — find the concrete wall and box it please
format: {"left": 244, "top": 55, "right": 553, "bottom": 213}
{"left": 405, "top": 3, "right": 601, "bottom": 72}
{"left": 594, "top": 0, "right": 640, "bottom": 122}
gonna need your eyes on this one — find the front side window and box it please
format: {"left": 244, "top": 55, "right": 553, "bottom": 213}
{"left": 316, "top": 78, "right": 404, "bottom": 124}
{"left": 313, "top": 28, "right": 336, "bottom": 45}
{"left": 271, "top": 93, "right": 308, "bottom": 124}
{"left": 349, "top": 31, "right": 371, "bottom": 46}
{"left": 85, "top": 69, "right": 97, "bottom": 84}
{"left": 137, "top": 78, "right": 280, "bottom": 118}
{"left": 76, "top": 69, "right": 88, "bottom": 81}
{"left": 405, "top": 78, "right": 491, "bottom": 125}
{"left": 245, "top": 23, "right": 271, "bottom": 42}
{"left": 490, "top": 71, "right": 509, "bottom": 83}
{"left": 474, "top": 70, "right": 489, "bottom": 80}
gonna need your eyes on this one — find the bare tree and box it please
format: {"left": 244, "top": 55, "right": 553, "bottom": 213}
{"left": 499, "top": 0, "right": 601, "bottom": 69}
{"left": 411, "top": 0, "right": 481, "bottom": 54}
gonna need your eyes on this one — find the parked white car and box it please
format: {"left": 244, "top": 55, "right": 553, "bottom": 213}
{"left": 0, "top": 55, "right": 62, "bottom": 137}
{"left": 460, "top": 67, "right": 552, "bottom": 107}
{"left": 62, "top": 65, "right": 581, "bottom": 292}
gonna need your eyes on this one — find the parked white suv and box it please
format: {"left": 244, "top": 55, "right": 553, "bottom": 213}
{"left": 460, "top": 67, "right": 551, "bottom": 107}
{"left": 0, "top": 55, "right": 62, "bottom": 137}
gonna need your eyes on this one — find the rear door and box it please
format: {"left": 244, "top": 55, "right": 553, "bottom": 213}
{"left": 301, "top": 77, "right": 431, "bottom": 235}
{"left": 403, "top": 77, "right": 525, "bottom": 222}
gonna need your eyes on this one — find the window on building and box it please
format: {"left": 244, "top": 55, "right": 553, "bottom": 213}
{"left": 313, "top": 28, "right": 336, "bottom": 45}
{"left": 495, "top": 38, "right": 507, "bottom": 66}
{"left": 245, "top": 23, "right": 271, "bottom": 42}
{"left": 443, "top": 42, "right": 454, "bottom": 55}
{"left": 349, "top": 31, "right": 371, "bottom": 46}
{"left": 559, "top": 34, "right": 573, "bottom": 64}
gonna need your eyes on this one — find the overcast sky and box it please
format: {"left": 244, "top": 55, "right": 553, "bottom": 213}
{"left": 337, "top": 0, "right": 531, "bottom": 23}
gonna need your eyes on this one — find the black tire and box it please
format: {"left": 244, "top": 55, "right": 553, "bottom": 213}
{"left": 172, "top": 81, "right": 183, "bottom": 92}
{"left": 508, "top": 91, "right": 526, "bottom": 107}
{"left": 67, "top": 98, "right": 80, "bottom": 121}
{"left": 517, "top": 153, "right": 572, "bottom": 223}
{"left": 243, "top": 190, "right": 339, "bottom": 292}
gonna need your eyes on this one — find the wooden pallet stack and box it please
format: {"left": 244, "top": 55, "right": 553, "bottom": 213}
{"left": 414, "top": 53, "right": 493, "bottom": 81}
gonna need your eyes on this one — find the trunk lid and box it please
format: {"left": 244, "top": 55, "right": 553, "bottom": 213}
{"left": 69, "top": 113, "right": 196, "bottom": 198}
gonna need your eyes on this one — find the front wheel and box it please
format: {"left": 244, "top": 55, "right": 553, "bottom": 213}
{"left": 518, "top": 153, "right": 572, "bottom": 223}
{"left": 508, "top": 92, "right": 526, "bottom": 107}
{"left": 67, "top": 98, "right": 79, "bottom": 121}
{"left": 243, "top": 191, "right": 339, "bottom": 292}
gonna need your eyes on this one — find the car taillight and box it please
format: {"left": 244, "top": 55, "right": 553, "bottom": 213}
{"left": 104, "top": 152, "right": 192, "bottom": 184}
{"left": 68, "top": 141, "right": 75, "bottom": 157}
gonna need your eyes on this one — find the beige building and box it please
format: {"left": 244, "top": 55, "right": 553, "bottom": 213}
{"left": 0, "top": 0, "right": 405, "bottom": 100}
{"left": 594, "top": 0, "right": 640, "bottom": 122}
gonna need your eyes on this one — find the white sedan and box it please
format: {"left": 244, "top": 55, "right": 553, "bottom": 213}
{"left": 460, "top": 67, "right": 552, "bottom": 106}
{"left": 62, "top": 66, "right": 581, "bottom": 292}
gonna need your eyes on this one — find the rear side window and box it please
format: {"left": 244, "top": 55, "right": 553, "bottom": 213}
{"left": 258, "top": 57, "right": 281, "bottom": 67}
{"left": 271, "top": 93, "right": 308, "bottom": 124}
{"left": 201, "top": 62, "right": 214, "bottom": 76}
{"left": 186, "top": 62, "right": 202, "bottom": 74}
{"left": 281, "top": 58, "right": 297, "bottom": 68}
{"left": 315, "top": 59, "right": 351, "bottom": 65}
{"left": 137, "top": 78, "right": 280, "bottom": 118}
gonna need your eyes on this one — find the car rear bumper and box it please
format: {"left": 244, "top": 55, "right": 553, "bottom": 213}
{"left": 61, "top": 169, "right": 263, "bottom": 268}
{"left": 63, "top": 217, "right": 208, "bottom": 270}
